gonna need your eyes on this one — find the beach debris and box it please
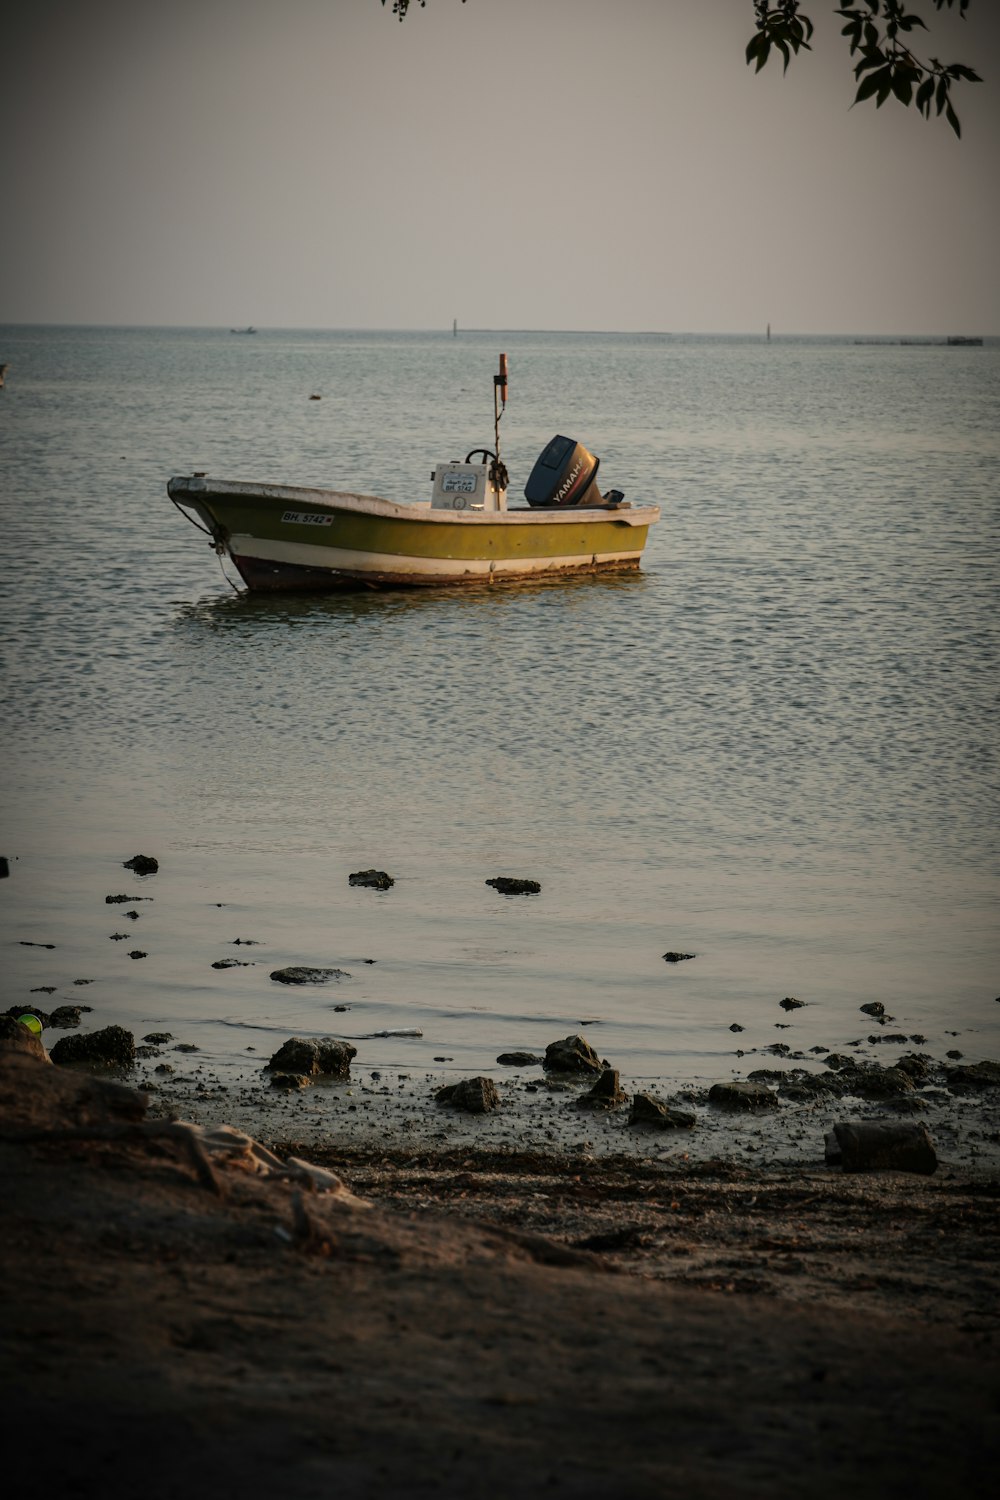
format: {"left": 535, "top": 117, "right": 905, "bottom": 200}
{"left": 50, "top": 1025, "right": 136, "bottom": 1070}
{"left": 780, "top": 996, "right": 805, "bottom": 1011}
{"left": 0, "top": 1014, "right": 49, "bottom": 1061}
{"left": 265, "top": 1036, "right": 357, "bottom": 1080}
{"left": 496, "top": 1051, "right": 542, "bottom": 1067}
{"left": 825, "top": 1120, "right": 937, "bottom": 1175}
{"left": 123, "top": 854, "right": 159, "bottom": 875}
{"left": 19, "top": 940, "right": 55, "bottom": 949}
{"left": 486, "top": 876, "right": 540, "bottom": 895}
{"left": 270, "top": 966, "right": 351, "bottom": 985}
{"left": 4, "top": 1004, "right": 91, "bottom": 1032}
{"left": 435, "top": 1076, "right": 501, "bottom": 1113}
{"left": 544, "top": 1035, "right": 605, "bottom": 1076}
{"left": 628, "top": 1093, "right": 697, "bottom": 1129}
{"left": 349, "top": 869, "right": 394, "bottom": 890}
{"left": 105, "top": 893, "right": 153, "bottom": 903}
{"left": 16, "top": 1014, "right": 43, "bottom": 1036}
{"left": 708, "top": 1080, "right": 778, "bottom": 1112}
{"left": 578, "top": 1068, "right": 628, "bottom": 1110}
{"left": 662, "top": 951, "right": 696, "bottom": 964}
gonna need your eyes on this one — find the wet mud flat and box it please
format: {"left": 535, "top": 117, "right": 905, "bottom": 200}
{"left": 2, "top": 1039, "right": 999, "bottom": 1498}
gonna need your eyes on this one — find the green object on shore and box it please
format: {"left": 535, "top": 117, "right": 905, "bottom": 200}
{"left": 18, "top": 1014, "right": 43, "bottom": 1036}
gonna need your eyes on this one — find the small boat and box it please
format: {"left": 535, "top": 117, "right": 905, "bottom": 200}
{"left": 230, "top": 326, "right": 257, "bottom": 334}
{"left": 168, "top": 355, "right": 660, "bottom": 592}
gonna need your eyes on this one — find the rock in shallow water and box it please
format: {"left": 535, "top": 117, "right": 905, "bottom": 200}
{"left": 544, "top": 1035, "right": 605, "bottom": 1076}
{"left": 485, "top": 877, "right": 540, "bottom": 895}
{"left": 435, "top": 1077, "right": 501, "bottom": 1113}
{"left": 708, "top": 1080, "right": 778, "bottom": 1112}
{"left": 270, "top": 967, "right": 351, "bottom": 985}
{"left": 50, "top": 1025, "right": 135, "bottom": 1069}
{"left": 349, "top": 869, "right": 394, "bottom": 890}
{"left": 265, "top": 1037, "right": 357, "bottom": 1080}
{"left": 628, "top": 1093, "right": 697, "bottom": 1129}
{"left": 123, "top": 854, "right": 159, "bottom": 875}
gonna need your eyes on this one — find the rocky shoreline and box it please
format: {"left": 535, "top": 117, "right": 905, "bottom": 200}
{"left": 2, "top": 1023, "right": 998, "bottom": 1497}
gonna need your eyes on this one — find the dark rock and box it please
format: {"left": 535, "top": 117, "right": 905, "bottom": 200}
{"left": 265, "top": 1037, "right": 356, "bottom": 1080}
{"left": 486, "top": 877, "right": 540, "bottom": 895}
{"left": 154, "top": 1063, "right": 174, "bottom": 1075}
{"left": 662, "top": 951, "right": 695, "bottom": 964}
{"left": 946, "top": 1060, "right": 1000, "bottom": 1093}
{"left": 0, "top": 857, "right": 8, "bottom": 878}
{"left": 47, "top": 1008, "right": 91, "bottom": 1032}
{"left": 135, "top": 1046, "right": 158, "bottom": 1059}
{"left": 747, "top": 1068, "right": 786, "bottom": 1083}
{"left": 270, "top": 1073, "right": 310, "bottom": 1091}
{"left": 825, "top": 1120, "right": 937, "bottom": 1175}
{"left": 860, "top": 1002, "right": 886, "bottom": 1018}
{"left": 543, "top": 1035, "right": 605, "bottom": 1076}
{"left": 708, "top": 1080, "right": 778, "bottom": 1112}
{"left": 729, "top": 1023, "right": 745, "bottom": 1033}
{"left": 824, "top": 1053, "right": 855, "bottom": 1071}
{"left": 51, "top": 1025, "right": 135, "bottom": 1069}
{"left": 780, "top": 1073, "right": 846, "bottom": 1101}
{"left": 764, "top": 1043, "right": 791, "bottom": 1056}
{"left": 895, "top": 1053, "right": 932, "bottom": 1080}
{"left": 270, "top": 966, "right": 351, "bottom": 985}
{"left": 123, "top": 855, "right": 159, "bottom": 875}
{"left": 173, "top": 1043, "right": 198, "bottom": 1053}
{"left": 839, "top": 1065, "right": 915, "bottom": 1100}
{"left": 628, "top": 1093, "right": 696, "bottom": 1129}
{"left": 946, "top": 1049, "right": 963, "bottom": 1060}
{"left": 128, "top": 950, "right": 147, "bottom": 960}
{"left": 143, "top": 1033, "right": 173, "bottom": 1045}
{"left": 436, "top": 1076, "right": 501, "bottom": 1113}
{"left": 212, "top": 959, "right": 252, "bottom": 969}
{"left": 578, "top": 1069, "right": 628, "bottom": 1110}
{"left": 780, "top": 997, "right": 805, "bottom": 1011}
{"left": 106, "top": 894, "right": 153, "bottom": 903}
{"left": 349, "top": 869, "right": 394, "bottom": 890}
{"left": 868, "top": 1033, "right": 910, "bottom": 1045}
{"left": 496, "top": 1052, "right": 542, "bottom": 1067}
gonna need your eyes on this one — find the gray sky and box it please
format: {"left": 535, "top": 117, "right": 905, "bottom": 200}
{"left": 2, "top": 0, "right": 997, "bottom": 333}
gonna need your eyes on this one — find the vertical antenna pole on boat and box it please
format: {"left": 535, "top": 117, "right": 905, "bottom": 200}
{"left": 494, "top": 352, "right": 508, "bottom": 463}
{"left": 492, "top": 353, "right": 509, "bottom": 507}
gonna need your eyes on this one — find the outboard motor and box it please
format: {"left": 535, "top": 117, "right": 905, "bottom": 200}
{"left": 525, "top": 435, "right": 611, "bottom": 508}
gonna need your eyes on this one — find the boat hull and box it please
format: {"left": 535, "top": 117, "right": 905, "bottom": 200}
{"left": 168, "top": 477, "right": 659, "bottom": 592}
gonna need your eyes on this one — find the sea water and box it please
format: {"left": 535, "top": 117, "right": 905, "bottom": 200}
{"left": 1, "top": 326, "right": 997, "bottom": 1086}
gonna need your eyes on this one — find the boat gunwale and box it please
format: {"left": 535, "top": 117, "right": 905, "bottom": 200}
{"left": 168, "top": 475, "right": 660, "bottom": 528}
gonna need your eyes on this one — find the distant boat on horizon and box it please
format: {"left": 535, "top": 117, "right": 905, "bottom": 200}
{"left": 230, "top": 326, "right": 257, "bottom": 335}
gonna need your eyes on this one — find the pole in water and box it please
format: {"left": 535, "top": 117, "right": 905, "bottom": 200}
{"left": 766, "top": 322, "right": 771, "bottom": 341}
{"left": 453, "top": 318, "right": 457, "bottom": 337}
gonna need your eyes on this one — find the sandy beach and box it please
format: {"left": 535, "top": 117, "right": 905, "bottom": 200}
{"left": 2, "top": 1021, "right": 998, "bottom": 1498}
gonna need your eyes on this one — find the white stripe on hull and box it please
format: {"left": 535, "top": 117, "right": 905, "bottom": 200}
{"left": 228, "top": 534, "right": 645, "bottom": 580}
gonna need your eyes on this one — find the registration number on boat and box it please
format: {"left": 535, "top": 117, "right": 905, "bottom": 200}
{"left": 281, "top": 510, "right": 333, "bottom": 527}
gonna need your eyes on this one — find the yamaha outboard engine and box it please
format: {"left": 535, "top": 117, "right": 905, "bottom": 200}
{"left": 525, "top": 435, "right": 607, "bottom": 508}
